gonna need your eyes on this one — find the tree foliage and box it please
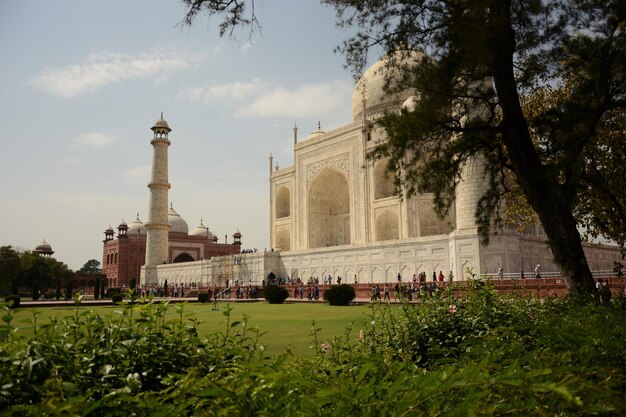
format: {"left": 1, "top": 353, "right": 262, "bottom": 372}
{"left": 180, "top": 0, "right": 260, "bottom": 38}
{"left": 0, "top": 246, "right": 74, "bottom": 296}
{"left": 179, "top": 0, "right": 626, "bottom": 294}
{"left": 321, "top": 0, "right": 626, "bottom": 294}
{"left": 0, "top": 246, "right": 21, "bottom": 295}
{"left": 78, "top": 259, "right": 101, "bottom": 274}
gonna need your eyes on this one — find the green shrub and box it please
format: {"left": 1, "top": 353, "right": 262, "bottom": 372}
{"left": 43, "top": 291, "right": 55, "bottom": 300}
{"left": 107, "top": 287, "right": 122, "bottom": 297}
{"left": 263, "top": 284, "right": 288, "bottom": 304}
{"left": 198, "top": 291, "right": 210, "bottom": 303}
{"left": 1, "top": 286, "right": 625, "bottom": 416}
{"left": 4, "top": 295, "right": 20, "bottom": 308}
{"left": 111, "top": 293, "right": 123, "bottom": 303}
{"left": 323, "top": 284, "right": 356, "bottom": 306}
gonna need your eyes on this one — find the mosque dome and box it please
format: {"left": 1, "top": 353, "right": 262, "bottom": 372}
{"left": 190, "top": 219, "right": 214, "bottom": 239}
{"left": 351, "top": 50, "right": 425, "bottom": 123}
{"left": 168, "top": 204, "right": 189, "bottom": 234}
{"left": 127, "top": 214, "right": 146, "bottom": 236}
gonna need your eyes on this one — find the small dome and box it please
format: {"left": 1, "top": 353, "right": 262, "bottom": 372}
{"left": 351, "top": 50, "right": 425, "bottom": 123}
{"left": 304, "top": 121, "right": 326, "bottom": 141}
{"left": 168, "top": 204, "right": 189, "bottom": 234}
{"left": 35, "top": 239, "right": 54, "bottom": 255}
{"left": 118, "top": 220, "right": 128, "bottom": 230}
{"left": 35, "top": 239, "right": 52, "bottom": 252}
{"left": 152, "top": 113, "right": 171, "bottom": 132}
{"left": 233, "top": 230, "right": 242, "bottom": 238}
{"left": 105, "top": 225, "right": 114, "bottom": 234}
{"left": 127, "top": 214, "right": 146, "bottom": 236}
{"left": 190, "top": 219, "right": 214, "bottom": 238}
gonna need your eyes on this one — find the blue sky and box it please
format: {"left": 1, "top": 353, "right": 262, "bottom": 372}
{"left": 0, "top": 0, "right": 364, "bottom": 270}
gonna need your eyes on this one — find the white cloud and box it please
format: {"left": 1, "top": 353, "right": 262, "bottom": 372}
{"left": 73, "top": 132, "right": 115, "bottom": 149}
{"left": 178, "top": 79, "right": 353, "bottom": 119}
{"left": 177, "top": 78, "right": 267, "bottom": 105}
{"left": 240, "top": 41, "right": 255, "bottom": 53}
{"left": 123, "top": 165, "right": 151, "bottom": 179}
{"left": 30, "top": 48, "right": 206, "bottom": 98}
{"left": 235, "top": 80, "right": 352, "bottom": 118}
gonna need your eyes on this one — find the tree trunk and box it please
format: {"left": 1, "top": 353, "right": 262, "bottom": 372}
{"left": 489, "top": 1, "right": 595, "bottom": 296}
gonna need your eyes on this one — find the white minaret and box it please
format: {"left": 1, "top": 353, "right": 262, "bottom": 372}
{"left": 141, "top": 114, "right": 171, "bottom": 286}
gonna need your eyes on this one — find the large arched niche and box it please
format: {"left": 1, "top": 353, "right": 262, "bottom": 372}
{"left": 308, "top": 168, "right": 350, "bottom": 248}
{"left": 374, "top": 158, "right": 396, "bottom": 200}
{"left": 375, "top": 209, "right": 399, "bottom": 241}
{"left": 275, "top": 186, "right": 290, "bottom": 218}
{"left": 276, "top": 228, "right": 291, "bottom": 251}
{"left": 173, "top": 253, "right": 195, "bottom": 263}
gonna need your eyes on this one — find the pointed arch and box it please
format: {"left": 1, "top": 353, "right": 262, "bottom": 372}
{"left": 375, "top": 210, "right": 400, "bottom": 241}
{"left": 275, "top": 186, "right": 290, "bottom": 218}
{"left": 276, "top": 228, "right": 291, "bottom": 251}
{"left": 374, "top": 158, "right": 395, "bottom": 199}
{"left": 308, "top": 168, "right": 350, "bottom": 248}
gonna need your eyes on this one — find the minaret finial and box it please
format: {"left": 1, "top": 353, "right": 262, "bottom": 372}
{"left": 161, "top": 111, "right": 163, "bottom": 118}
{"left": 293, "top": 122, "right": 298, "bottom": 145}
{"left": 170, "top": 202, "right": 173, "bottom": 209}
{"left": 318, "top": 120, "right": 321, "bottom": 130}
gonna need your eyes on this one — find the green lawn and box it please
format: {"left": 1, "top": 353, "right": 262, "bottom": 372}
{"left": 9, "top": 302, "right": 376, "bottom": 357}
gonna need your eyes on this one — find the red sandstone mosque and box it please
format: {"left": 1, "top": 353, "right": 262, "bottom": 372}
{"left": 102, "top": 115, "right": 244, "bottom": 288}
{"left": 102, "top": 205, "right": 242, "bottom": 287}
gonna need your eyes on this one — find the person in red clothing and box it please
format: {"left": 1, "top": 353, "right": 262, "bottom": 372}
{"left": 438, "top": 271, "right": 444, "bottom": 282}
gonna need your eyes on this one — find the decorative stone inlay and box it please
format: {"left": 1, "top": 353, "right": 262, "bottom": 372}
{"left": 306, "top": 153, "right": 350, "bottom": 185}
{"left": 145, "top": 222, "right": 171, "bottom": 230}
{"left": 148, "top": 182, "right": 171, "bottom": 189}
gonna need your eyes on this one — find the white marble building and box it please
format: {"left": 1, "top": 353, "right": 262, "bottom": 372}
{"left": 143, "top": 55, "right": 621, "bottom": 287}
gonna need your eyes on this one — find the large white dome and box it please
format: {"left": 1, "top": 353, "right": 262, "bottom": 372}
{"left": 168, "top": 205, "right": 189, "bottom": 234}
{"left": 351, "top": 50, "right": 425, "bottom": 123}
{"left": 190, "top": 219, "right": 214, "bottom": 239}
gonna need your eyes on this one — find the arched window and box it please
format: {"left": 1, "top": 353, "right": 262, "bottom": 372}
{"left": 374, "top": 159, "right": 395, "bottom": 199}
{"left": 276, "top": 228, "right": 291, "bottom": 251}
{"left": 375, "top": 210, "right": 400, "bottom": 241}
{"left": 173, "top": 253, "right": 195, "bottom": 263}
{"left": 308, "top": 168, "right": 350, "bottom": 248}
{"left": 275, "top": 186, "right": 290, "bottom": 218}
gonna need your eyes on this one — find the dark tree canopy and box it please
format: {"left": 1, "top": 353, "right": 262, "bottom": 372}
{"left": 180, "top": 0, "right": 626, "bottom": 295}
{"left": 320, "top": 0, "right": 626, "bottom": 295}
{"left": 79, "top": 259, "right": 102, "bottom": 274}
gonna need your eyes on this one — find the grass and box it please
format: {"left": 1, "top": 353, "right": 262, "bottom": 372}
{"left": 9, "top": 301, "right": 376, "bottom": 357}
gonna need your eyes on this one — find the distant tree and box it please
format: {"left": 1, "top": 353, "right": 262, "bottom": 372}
{"left": 79, "top": 259, "right": 101, "bottom": 274}
{"left": 94, "top": 275, "right": 100, "bottom": 300}
{"left": 65, "top": 278, "right": 73, "bottom": 300}
{"left": 56, "top": 277, "right": 62, "bottom": 301}
{"left": 31, "top": 279, "right": 40, "bottom": 301}
{"left": 100, "top": 281, "right": 105, "bottom": 299}
{"left": 0, "top": 246, "right": 21, "bottom": 296}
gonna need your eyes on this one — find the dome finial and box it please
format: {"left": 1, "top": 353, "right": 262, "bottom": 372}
{"left": 318, "top": 120, "right": 321, "bottom": 130}
{"left": 170, "top": 202, "right": 173, "bottom": 209}
{"left": 161, "top": 111, "right": 163, "bottom": 118}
